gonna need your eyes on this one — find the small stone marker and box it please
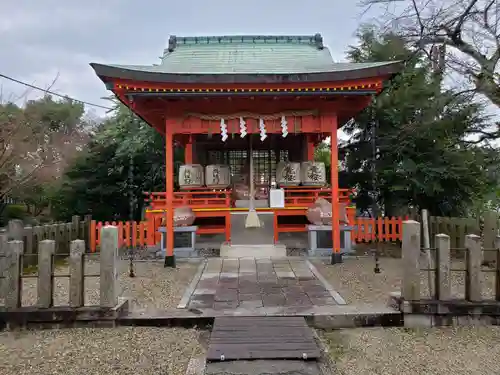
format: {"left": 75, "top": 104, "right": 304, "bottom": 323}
{"left": 465, "top": 234, "right": 482, "bottom": 302}
{"left": 37, "top": 240, "right": 55, "bottom": 308}
{"left": 5, "top": 240, "right": 23, "bottom": 309}
{"left": 69, "top": 239, "right": 85, "bottom": 307}
{"left": 100, "top": 225, "right": 119, "bottom": 307}
{"left": 401, "top": 220, "right": 421, "bottom": 302}
{"left": 435, "top": 233, "right": 451, "bottom": 301}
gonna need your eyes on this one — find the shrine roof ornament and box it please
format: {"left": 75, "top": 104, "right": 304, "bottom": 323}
{"left": 90, "top": 33, "right": 403, "bottom": 85}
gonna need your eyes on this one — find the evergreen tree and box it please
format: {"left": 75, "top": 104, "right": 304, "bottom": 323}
{"left": 342, "top": 28, "right": 498, "bottom": 216}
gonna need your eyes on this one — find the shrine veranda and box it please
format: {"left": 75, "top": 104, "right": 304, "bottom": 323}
{"left": 91, "top": 34, "right": 402, "bottom": 263}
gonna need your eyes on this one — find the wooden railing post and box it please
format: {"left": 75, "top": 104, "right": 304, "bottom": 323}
{"left": 70, "top": 239, "right": 85, "bottom": 307}
{"left": 100, "top": 225, "right": 119, "bottom": 307}
{"left": 435, "top": 234, "right": 451, "bottom": 301}
{"left": 5, "top": 240, "right": 23, "bottom": 309}
{"left": 38, "top": 240, "right": 55, "bottom": 308}
{"left": 402, "top": 220, "right": 421, "bottom": 302}
{"left": 465, "top": 234, "right": 482, "bottom": 302}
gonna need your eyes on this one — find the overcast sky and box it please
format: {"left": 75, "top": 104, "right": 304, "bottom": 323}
{"left": 0, "top": 0, "right": 387, "bottom": 118}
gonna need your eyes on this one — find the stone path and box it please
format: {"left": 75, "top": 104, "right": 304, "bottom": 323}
{"left": 186, "top": 258, "right": 342, "bottom": 310}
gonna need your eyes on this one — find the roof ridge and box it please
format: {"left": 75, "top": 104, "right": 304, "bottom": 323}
{"left": 166, "top": 34, "right": 324, "bottom": 52}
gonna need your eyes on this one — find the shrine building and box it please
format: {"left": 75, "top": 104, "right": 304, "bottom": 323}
{"left": 90, "top": 34, "right": 402, "bottom": 265}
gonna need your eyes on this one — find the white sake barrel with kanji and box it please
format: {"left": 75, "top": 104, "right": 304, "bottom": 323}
{"left": 300, "top": 161, "right": 326, "bottom": 186}
{"left": 301, "top": 161, "right": 326, "bottom": 186}
{"left": 276, "top": 162, "right": 301, "bottom": 186}
{"left": 179, "top": 164, "right": 204, "bottom": 189}
{"left": 205, "top": 164, "right": 231, "bottom": 189}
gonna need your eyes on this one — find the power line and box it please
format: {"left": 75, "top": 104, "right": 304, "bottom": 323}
{"left": 0, "top": 72, "right": 113, "bottom": 110}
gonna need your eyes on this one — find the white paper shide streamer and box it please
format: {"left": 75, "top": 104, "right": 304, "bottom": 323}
{"left": 259, "top": 118, "right": 267, "bottom": 141}
{"left": 239, "top": 117, "right": 247, "bottom": 138}
{"left": 281, "top": 115, "right": 288, "bottom": 138}
{"left": 220, "top": 118, "right": 228, "bottom": 142}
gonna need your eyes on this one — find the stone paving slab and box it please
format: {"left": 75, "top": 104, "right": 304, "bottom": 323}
{"left": 186, "top": 258, "right": 344, "bottom": 311}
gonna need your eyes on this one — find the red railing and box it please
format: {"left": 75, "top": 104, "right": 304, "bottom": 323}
{"left": 89, "top": 215, "right": 406, "bottom": 252}
{"left": 350, "top": 216, "right": 407, "bottom": 242}
{"left": 144, "top": 188, "right": 232, "bottom": 210}
{"left": 145, "top": 187, "right": 353, "bottom": 210}
{"left": 283, "top": 187, "right": 353, "bottom": 207}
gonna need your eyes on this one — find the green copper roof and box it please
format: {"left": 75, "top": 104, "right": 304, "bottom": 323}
{"left": 90, "top": 34, "right": 404, "bottom": 85}
{"left": 98, "top": 34, "right": 398, "bottom": 75}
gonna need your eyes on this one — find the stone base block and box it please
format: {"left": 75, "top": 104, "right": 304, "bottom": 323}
{"left": 307, "top": 248, "right": 333, "bottom": 257}
{"left": 404, "top": 314, "right": 433, "bottom": 328}
{"left": 156, "top": 248, "right": 199, "bottom": 258}
{"left": 330, "top": 252, "right": 343, "bottom": 264}
{"left": 164, "top": 255, "right": 176, "bottom": 268}
{"left": 220, "top": 244, "right": 286, "bottom": 258}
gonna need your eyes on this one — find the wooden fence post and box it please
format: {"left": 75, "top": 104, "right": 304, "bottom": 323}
{"left": 72, "top": 216, "right": 80, "bottom": 241}
{"left": 7, "top": 219, "right": 24, "bottom": 241}
{"left": 402, "top": 220, "right": 421, "bottom": 302}
{"left": 435, "top": 234, "right": 451, "bottom": 301}
{"left": 483, "top": 211, "right": 498, "bottom": 264}
{"left": 5, "top": 240, "right": 23, "bottom": 309}
{"left": 84, "top": 215, "right": 92, "bottom": 252}
{"left": 69, "top": 240, "right": 85, "bottom": 307}
{"left": 0, "top": 233, "right": 7, "bottom": 297}
{"left": 495, "top": 236, "right": 500, "bottom": 302}
{"left": 37, "top": 240, "right": 55, "bottom": 308}
{"left": 100, "top": 225, "right": 119, "bottom": 307}
{"left": 24, "top": 226, "right": 34, "bottom": 257}
{"left": 465, "top": 234, "right": 482, "bottom": 302}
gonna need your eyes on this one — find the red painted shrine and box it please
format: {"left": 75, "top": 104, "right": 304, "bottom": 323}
{"left": 91, "top": 34, "right": 402, "bottom": 262}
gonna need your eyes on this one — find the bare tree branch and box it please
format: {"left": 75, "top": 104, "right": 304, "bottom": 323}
{"left": 363, "top": 0, "right": 500, "bottom": 108}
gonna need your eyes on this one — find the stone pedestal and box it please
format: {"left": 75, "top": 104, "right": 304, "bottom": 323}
{"left": 307, "top": 225, "right": 353, "bottom": 257}
{"left": 157, "top": 226, "right": 198, "bottom": 258}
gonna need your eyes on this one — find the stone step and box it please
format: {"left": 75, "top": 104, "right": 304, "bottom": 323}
{"left": 205, "top": 360, "right": 322, "bottom": 375}
{"left": 220, "top": 243, "right": 287, "bottom": 258}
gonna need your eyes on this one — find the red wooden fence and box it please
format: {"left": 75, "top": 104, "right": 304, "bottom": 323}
{"left": 89, "top": 216, "right": 406, "bottom": 252}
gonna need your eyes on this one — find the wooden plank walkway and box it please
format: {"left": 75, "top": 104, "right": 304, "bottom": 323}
{"left": 207, "top": 316, "right": 321, "bottom": 361}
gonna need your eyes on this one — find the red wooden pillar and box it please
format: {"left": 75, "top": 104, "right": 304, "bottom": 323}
{"left": 164, "top": 119, "right": 175, "bottom": 267}
{"left": 328, "top": 114, "right": 342, "bottom": 263}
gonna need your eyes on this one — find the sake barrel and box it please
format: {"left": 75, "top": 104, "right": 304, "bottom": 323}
{"left": 276, "top": 162, "right": 301, "bottom": 186}
{"left": 301, "top": 161, "right": 326, "bottom": 186}
{"left": 178, "top": 164, "right": 204, "bottom": 189}
{"left": 205, "top": 164, "right": 231, "bottom": 189}
{"left": 161, "top": 206, "right": 195, "bottom": 227}
{"left": 173, "top": 206, "right": 195, "bottom": 227}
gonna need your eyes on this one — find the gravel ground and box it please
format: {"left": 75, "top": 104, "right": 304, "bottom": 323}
{"left": 321, "top": 326, "right": 500, "bottom": 375}
{"left": 0, "top": 327, "right": 204, "bottom": 375}
{"left": 312, "top": 256, "right": 496, "bottom": 304}
{"left": 2, "top": 259, "right": 203, "bottom": 375}
{"left": 19, "top": 258, "right": 200, "bottom": 309}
